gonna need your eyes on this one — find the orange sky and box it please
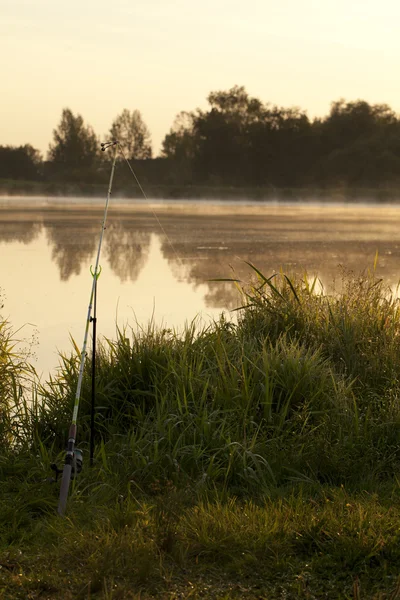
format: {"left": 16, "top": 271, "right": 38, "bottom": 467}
{"left": 2, "top": 0, "right": 400, "bottom": 157}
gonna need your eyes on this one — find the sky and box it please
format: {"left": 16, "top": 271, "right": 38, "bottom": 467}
{"left": 2, "top": 0, "right": 400, "bottom": 158}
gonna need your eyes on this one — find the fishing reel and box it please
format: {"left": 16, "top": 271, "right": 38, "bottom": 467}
{"left": 72, "top": 448, "right": 83, "bottom": 479}
{"left": 101, "top": 140, "right": 118, "bottom": 152}
{"left": 50, "top": 448, "right": 83, "bottom": 483}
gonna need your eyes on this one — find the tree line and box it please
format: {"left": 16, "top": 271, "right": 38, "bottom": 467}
{"left": 2, "top": 86, "right": 400, "bottom": 190}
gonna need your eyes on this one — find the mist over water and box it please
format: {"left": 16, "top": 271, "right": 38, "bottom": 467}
{"left": 2, "top": 198, "right": 400, "bottom": 377}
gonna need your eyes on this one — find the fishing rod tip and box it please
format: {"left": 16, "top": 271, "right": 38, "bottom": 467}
{"left": 100, "top": 140, "right": 119, "bottom": 151}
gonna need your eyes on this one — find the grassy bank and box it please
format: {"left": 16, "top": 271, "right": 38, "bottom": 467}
{"left": 2, "top": 268, "right": 400, "bottom": 598}
{"left": 2, "top": 177, "right": 400, "bottom": 202}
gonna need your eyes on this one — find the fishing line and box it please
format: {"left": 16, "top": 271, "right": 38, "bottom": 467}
{"left": 89, "top": 265, "right": 100, "bottom": 468}
{"left": 116, "top": 142, "right": 185, "bottom": 268}
{"left": 57, "top": 141, "right": 118, "bottom": 516}
{"left": 56, "top": 140, "right": 186, "bottom": 516}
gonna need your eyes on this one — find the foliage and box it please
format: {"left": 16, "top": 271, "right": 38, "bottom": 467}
{"left": 162, "top": 87, "right": 400, "bottom": 188}
{"left": 109, "top": 108, "right": 152, "bottom": 160}
{"left": 4, "top": 89, "right": 400, "bottom": 190}
{"left": 161, "top": 111, "right": 197, "bottom": 183}
{"left": 2, "top": 470, "right": 400, "bottom": 597}
{"left": 0, "top": 307, "right": 36, "bottom": 449}
{"left": 4, "top": 269, "right": 400, "bottom": 597}
{"left": 0, "top": 144, "right": 42, "bottom": 180}
{"left": 16, "top": 268, "right": 400, "bottom": 493}
{"left": 47, "top": 108, "right": 99, "bottom": 181}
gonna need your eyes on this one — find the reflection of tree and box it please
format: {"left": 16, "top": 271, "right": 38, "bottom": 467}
{"left": 44, "top": 213, "right": 99, "bottom": 281}
{"left": 104, "top": 219, "right": 151, "bottom": 282}
{"left": 163, "top": 246, "right": 242, "bottom": 310}
{"left": 0, "top": 212, "right": 42, "bottom": 244}
{"left": 158, "top": 207, "right": 400, "bottom": 310}
{"left": 40, "top": 209, "right": 151, "bottom": 283}
{"left": 204, "top": 281, "right": 242, "bottom": 310}
{"left": 158, "top": 212, "right": 248, "bottom": 309}
{"left": 161, "top": 241, "right": 257, "bottom": 310}
{"left": 5, "top": 204, "right": 400, "bottom": 311}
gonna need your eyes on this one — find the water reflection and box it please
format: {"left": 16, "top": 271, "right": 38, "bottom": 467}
{"left": 3, "top": 200, "right": 400, "bottom": 377}
{"left": 44, "top": 213, "right": 98, "bottom": 281}
{"left": 1, "top": 210, "right": 42, "bottom": 244}
{"left": 1, "top": 202, "right": 400, "bottom": 308}
{"left": 104, "top": 219, "right": 151, "bottom": 282}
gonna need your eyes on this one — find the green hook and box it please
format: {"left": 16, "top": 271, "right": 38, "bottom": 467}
{"left": 90, "top": 265, "right": 102, "bottom": 279}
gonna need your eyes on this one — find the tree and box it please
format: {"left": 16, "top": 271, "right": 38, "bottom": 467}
{"left": 160, "top": 112, "right": 197, "bottom": 183}
{"left": 0, "top": 145, "right": 42, "bottom": 180}
{"left": 48, "top": 108, "right": 98, "bottom": 172}
{"left": 162, "top": 89, "right": 400, "bottom": 188}
{"left": 192, "top": 86, "right": 266, "bottom": 184}
{"left": 207, "top": 85, "right": 263, "bottom": 123}
{"left": 161, "top": 112, "right": 196, "bottom": 160}
{"left": 319, "top": 100, "right": 397, "bottom": 152}
{"left": 316, "top": 100, "right": 400, "bottom": 185}
{"left": 109, "top": 109, "right": 152, "bottom": 159}
{"left": 161, "top": 86, "right": 268, "bottom": 184}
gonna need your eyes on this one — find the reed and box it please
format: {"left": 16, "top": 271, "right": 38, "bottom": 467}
{"left": 3, "top": 267, "right": 400, "bottom": 597}
{"left": 0, "top": 307, "right": 37, "bottom": 449}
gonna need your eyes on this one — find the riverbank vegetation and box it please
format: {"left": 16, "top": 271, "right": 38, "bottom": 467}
{"left": 3, "top": 86, "right": 400, "bottom": 197}
{"left": 2, "top": 178, "right": 400, "bottom": 203}
{"left": 2, "top": 267, "right": 400, "bottom": 598}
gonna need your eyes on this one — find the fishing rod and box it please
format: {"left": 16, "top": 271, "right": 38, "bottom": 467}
{"left": 90, "top": 262, "right": 99, "bottom": 468}
{"left": 57, "top": 140, "right": 118, "bottom": 516}
{"left": 54, "top": 140, "right": 184, "bottom": 515}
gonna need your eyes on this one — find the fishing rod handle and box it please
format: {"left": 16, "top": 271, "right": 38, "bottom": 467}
{"left": 58, "top": 463, "right": 72, "bottom": 516}
{"left": 57, "top": 423, "right": 76, "bottom": 516}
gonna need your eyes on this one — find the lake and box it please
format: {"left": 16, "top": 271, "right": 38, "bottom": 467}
{"left": 2, "top": 197, "right": 400, "bottom": 378}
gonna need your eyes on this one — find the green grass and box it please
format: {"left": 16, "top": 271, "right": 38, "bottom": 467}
{"left": 2, "top": 484, "right": 400, "bottom": 598}
{"left": 2, "top": 267, "right": 400, "bottom": 598}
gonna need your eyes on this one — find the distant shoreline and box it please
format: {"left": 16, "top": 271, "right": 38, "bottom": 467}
{"left": 1, "top": 178, "right": 400, "bottom": 203}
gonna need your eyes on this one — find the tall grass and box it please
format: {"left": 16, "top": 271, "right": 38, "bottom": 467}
{"left": 16, "top": 266, "right": 399, "bottom": 500}
{"left": 3, "top": 267, "right": 400, "bottom": 597}
{"left": 238, "top": 266, "right": 400, "bottom": 399}
{"left": 0, "top": 302, "right": 37, "bottom": 450}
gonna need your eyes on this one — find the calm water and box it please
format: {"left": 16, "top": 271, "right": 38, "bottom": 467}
{"left": 2, "top": 197, "right": 400, "bottom": 378}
